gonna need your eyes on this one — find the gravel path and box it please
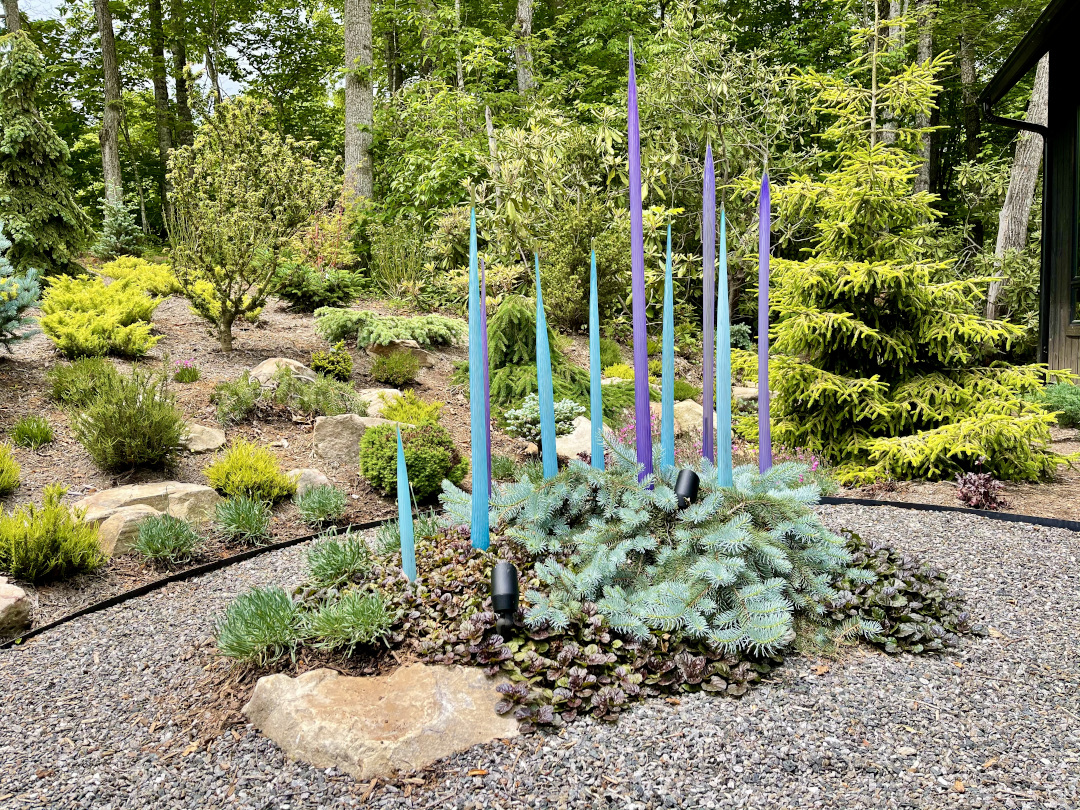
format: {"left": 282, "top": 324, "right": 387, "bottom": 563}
{"left": 1, "top": 505, "right": 1078, "bottom": 809}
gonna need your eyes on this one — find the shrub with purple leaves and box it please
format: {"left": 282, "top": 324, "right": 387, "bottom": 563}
{"left": 956, "top": 461, "right": 1008, "bottom": 511}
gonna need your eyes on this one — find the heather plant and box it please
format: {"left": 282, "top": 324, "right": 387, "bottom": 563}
{"left": 214, "top": 496, "right": 273, "bottom": 545}
{"left": 9, "top": 416, "right": 52, "bottom": 450}
{"left": 167, "top": 98, "right": 337, "bottom": 351}
{"left": 315, "top": 308, "right": 465, "bottom": 348}
{"left": 379, "top": 390, "right": 443, "bottom": 424}
{"left": 204, "top": 438, "right": 296, "bottom": 501}
{"left": 503, "top": 394, "right": 584, "bottom": 444}
{"left": 214, "top": 586, "right": 302, "bottom": 665}
{"left": 0, "top": 484, "right": 103, "bottom": 583}
{"left": 71, "top": 366, "right": 186, "bottom": 470}
{"left": 266, "top": 368, "right": 367, "bottom": 417}
{"left": 370, "top": 349, "right": 420, "bottom": 387}
{"left": 133, "top": 514, "right": 202, "bottom": 565}
{"left": 40, "top": 275, "right": 161, "bottom": 358}
{"left": 359, "top": 423, "right": 467, "bottom": 501}
{"left": 0, "top": 223, "right": 40, "bottom": 352}
{"left": 211, "top": 374, "right": 262, "bottom": 423}
{"left": 46, "top": 358, "right": 121, "bottom": 408}
{"left": 310, "top": 341, "right": 353, "bottom": 381}
{"left": 0, "top": 443, "right": 19, "bottom": 495}
{"left": 294, "top": 484, "right": 348, "bottom": 526}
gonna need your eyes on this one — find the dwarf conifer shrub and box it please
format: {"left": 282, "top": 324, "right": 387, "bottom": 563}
{"left": 276, "top": 263, "right": 364, "bottom": 311}
{"left": 305, "top": 530, "right": 372, "bottom": 589}
{"left": 1039, "top": 383, "right": 1080, "bottom": 428}
{"left": 215, "top": 496, "right": 273, "bottom": 545}
{"left": 370, "top": 349, "right": 420, "bottom": 386}
{"left": 598, "top": 337, "right": 622, "bottom": 368}
{"left": 379, "top": 390, "right": 443, "bottom": 424}
{"left": 90, "top": 197, "right": 141, "bottom": 260}
{"left": 360, "top": 423, "right": 467, "bottom": 501}
{"left": 295, "top": 484, "right": 347, "bottom": 527}
{"left": 214, "top": 586, "right": 302, "bottom": 665}
{"left": 10, "top": 416, "right": 52, "bottom": 450}
{"left": 603, "top": 363, "right": 635, "bottom": 381}
{"left": 133, "top": 514, "right": 202, "bottom": 565}
{"left": 503, "top": 394, "right": 584, "bottom": 443}
{"left": 267, "top": 368, "right": 367, "bottom": 417}
{"left": 314, "top": 308, "right": 465, "bottom": 348}
{"left": 0, "top": 484, "right": 103, "bottom": 583}
{"left": 71, "top": 366, "right": 185, "bottom": 470}
{"left": 0, "top": 223, "right": 40, "bottom": 351}
{"left": 673, "top": 380, "right": 701, "bottom": 401}
{"left": 100, "top": 256, "right": 179, "bottom": 295}
{"left": 306, "top": 589, "right": 393, "bottom": 651}
{"left": 0, "top": 443, "right": 19, "bottom": 495}
{"left": 46, "top": 357, "right": 121, "bottom": 408}
{"left": 204, "top": 439, "right": 296, "bottom": 502}
{"left": 41, "top": 275, "right": 161, "bottom": 358}
{"left": 310, "top": 341, "right": 353, "bottom": 381}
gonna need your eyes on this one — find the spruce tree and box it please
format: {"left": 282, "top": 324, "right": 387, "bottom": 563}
{"left": 0, "top": 31, "right": 90, "bottom": 275}
{"left": 0, "top": 219, "right": 39, "bottom": 351}
{"left": 770, "top": 13, "right": 1061, "bottom": 483}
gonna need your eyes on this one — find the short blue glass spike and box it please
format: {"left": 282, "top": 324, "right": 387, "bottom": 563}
{"left": 660, "top": 224, "right": 675, "bottom": 468}
{"left": 396, "top": 427, "right": 416, "bottom": 581}
{"left": 716, "top": 209, "right": 733, "bottom": 487}
{"left": 589, "top": 250, "right": 604, "bottom": 469}
{"left": 468, "top": 209, "right": 490, "bottom": 550}
{"left": 535, "top": 254, "right": 559, "bottom": 479}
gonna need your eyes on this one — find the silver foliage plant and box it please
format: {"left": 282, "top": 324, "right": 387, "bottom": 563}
{"left": 441, "top": 439, "right": 879, "bottom": 656}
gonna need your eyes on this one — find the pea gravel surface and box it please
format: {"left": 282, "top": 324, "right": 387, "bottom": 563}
{"left": 1, "top": 505, "right": 1077, "bottom": 810}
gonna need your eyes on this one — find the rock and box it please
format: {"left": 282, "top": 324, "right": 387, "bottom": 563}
{"left": 250, "top": 357, "right": 317, "bottom": 386}
{"left": 73, "top": 482, "right": 221, "bottom": 526}
{"left": 0, "top": 577, "right": 31, "bottom": 638}
{"left": 181, "top": 423, "right": 226, "bottom": 453}
{"left": 732, "top": 385, "right": 758, "bottom": 401}
{"left": 365, "top": 340, "right": 435, "bottom": 368}
{"left": 673, "top": 399, "right": 704, "bottom": 435}
{"left": 355, "top": 388, "right": 403, "bottom": 417}
{"left": 96, "top": 505, "right": 161, "bottom": 556}
{"left": 313, "top": 414, "right": 394, "bottom": 466}
{"left": 556, "top": 416, "right": 594, "bottom": 461}
{"left": 286, "top": 468, "right": 331, "bottom": 496}
{"left": 242, "top": 664, "right": 519, "bottom": 781}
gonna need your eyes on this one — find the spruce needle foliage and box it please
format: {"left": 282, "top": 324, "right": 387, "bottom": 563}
{"left": 0, "top": 222, "right": 39, "bottom": 351}
{"left": 314, "top": 308, "right": 465, "bottom": 347}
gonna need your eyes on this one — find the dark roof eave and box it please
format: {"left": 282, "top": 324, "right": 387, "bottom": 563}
{"left": 979, "top": 0, "right": 1078, "bottom": 107}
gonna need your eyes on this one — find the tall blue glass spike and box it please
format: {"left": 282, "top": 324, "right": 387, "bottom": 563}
{"left": 661, "top": 224, "right": 675, "bottom": 468}
{"left": 716, "top": 209, "right": 733, "bottom": 487}
{"left": 468, "top": 209, "right": 490, "bottom": 550}
{"left": 396, "top": 427, "right": 416, "bottom": 581}
{"left": 535, "top": 255, "right": 559, "bottom": 479}
{"left": 589, "top": 250, "right": 604, "bottom": 469}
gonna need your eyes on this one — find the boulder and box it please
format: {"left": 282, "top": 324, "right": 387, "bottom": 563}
{"left": 556, "top": 416, "right": 594, "bottom": 461}
{"left": 732, "top": 385, "right": 758, "bottom": 401}
{"left": 73, "top": 482, "right": 221, "bottom": 526}
{"left": 365, "top": 340, "right": 435, "bottom": 368}
{"left": 313, "top": 414, "right": 394, "bottom": 467}
{"left": 250, "top": 357, "right": 317, "bottom": 386}
{"left": 673, "top": 399, "right": 703, "bottom": 435}
{"left": 181, "top": 423, "right": 226, "bottom": 453}
{"left": 286, "top": 468, "right": 331, "bottom": 496}
{"left": 0, "top": 577, "right": 31, "bottom": 639}
{"left": 97, "top": 504, "right": 161, "bottom": 556}
{"left": 243, "top": 665, "right": 518, "bottom": 781}
{"left": 356, "top": 388, "right": 403, "bottom": 418}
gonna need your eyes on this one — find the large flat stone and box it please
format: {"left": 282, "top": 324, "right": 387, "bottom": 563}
{"left": 356, "top": 388, "right": 403, "bottom": 418}
{"left": 181, "top": 423, "right": 226, "bottom": 453}
{"left": 313, "top": 414, "right": 394, "bottom": 467}
{"left": 97, "top": 504, "right": 161, "bottom": 556}
{"left": 0, "top": 577, "right": 31, "bottom": 638}
{"left": 243, "top": 665, "right": 518, "bottom": 780}
{"left": 556, "top": 416, "right": 594, "bottom": 461}
{"left": 73, "top": 482, "right": 221, "bottom": 526}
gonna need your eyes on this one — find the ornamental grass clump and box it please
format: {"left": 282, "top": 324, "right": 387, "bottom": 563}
{"left": 294, "top": 484, "right": 347, "bottom": 527}
{"left": 0, "top": 484, "right": 103, "bottom": 583}
{"left": 214, "top": 586, "right": 302, "bottom": 665}
{"left": 305, "top": 590, "right": 393, "bottom": 651}
{"left": 204, "top": 438, "right": 295, "bottom": 501}
{"left": 9, "top": 416, "right": 52, "bottom": 450}
{"left": 133, "top": 514, "right": 202, "bottom": 566}
{"left": 214, "top": 496, "right": 272, "bottom": 545}
{"left": 305, "top": 530, "right": 372, "bottom": 589}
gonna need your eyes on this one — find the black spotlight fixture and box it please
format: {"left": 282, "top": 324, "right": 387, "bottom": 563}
{"left": 674, "top": 469, "right": 700, "bottom": 509}
{"left": 491, "top": 561, "right": 520, "bottom": 638}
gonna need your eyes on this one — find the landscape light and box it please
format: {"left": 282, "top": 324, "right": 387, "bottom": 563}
{"left": 674, "top": 470, "right": 700, "bottom": 509}
{"left": 491, "top": 561, "right": 519, "bottom": 638}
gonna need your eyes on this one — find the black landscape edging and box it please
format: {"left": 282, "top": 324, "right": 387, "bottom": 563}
{"left": 0, "top": 517, "right": 395, "bottom": 651}
{"left": 820, "top": 495, "right": 1080, "bottom": 533}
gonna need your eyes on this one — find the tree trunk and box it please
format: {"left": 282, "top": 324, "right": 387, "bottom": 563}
{"left": 149, "top": 0, "right": 173, "bottom": 223}
{"left": 958, "top": 24, "right": 979, "bottom": 162}
{"left": 344, "top": 0, "right": 373, "bottom": 198}
{"left": 205, "top": 47, "right": 223, "bottom": 107}
{"left": 913, "top": 0, "right": 936, "bottom": 194}
{"left": 880, "top": 0, "right": 903, "bottom": 145}
{"left": 94, "top": 0, "right": 123, "bottom": 204}
{"left": 218, "top": 310, "right": 235, "bottom": 352}
{"left": 985, "top": 54, "right": 1049, "bottom": 320}
{"left": 3, "top": 0, "right": 20, "bottom": 32}
{"left": 485, "top": 105, "right": 500, "bottom": 206}
{"left": 170, "top": 0, "right": 193, "bottom": 147}
{"left": 454, "top": 0, "right": 464, "bottom": 90}
{"left": 385, "top": 29, "right": 400, "bottom": 93}
{"left": 514, "top": 0, "right": 534, "bottom": 94}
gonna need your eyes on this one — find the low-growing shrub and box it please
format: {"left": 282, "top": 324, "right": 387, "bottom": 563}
{"left": 305, "top": 589, "right": 393, "bottom": 650}
{"left": 10, "top": 416, "right": 53, "bottom": 450}
{"left": 598, "top": 337, "right": 622, "bottom": 368}
{"left": 730, "top": 323, "right": 753, "bottom": 351}
{"left": 295, "top": 484, "right": 347, "bottom": 527}
{"left": 371, "top": 349, "right": 420, "bottom": 387}
{"left": 0, "top": 484, "right": 103, "bottom": 583}
{"left": 267, "top": 368, "right": 367, "bottom": 417}
{"left": 315, "top": 308, "right": 465, "bottom": 348}
{"left": 603, "top": 363, "right": 635, "bottom": 381}
{"left": 0, "top": 225, "right": 40, "bottom": 351}
{"left": 490, "top": 453, "right": 518, "bottom": 482}
{"left": 204, "top": 439, "right": 296, "bottom": 502}
{"left": 305, "top": 530, "right": 372, "bottom": 589}
{"left": 360, "top": 423, "right": 467, "bottom": 501}
{"left": 310, "top": 341, "right": 353, "bottom": 381}
{"left": 90, "top": 198, "right": 141, "bottom": 260}
{"left": 1040, "top": 382, "right": 1080, "bottom": 428}
{"left": 503, "top": 394, "right": 584, "bottom": 443}
{"left": 71, "top": 366, "right": 186, "bottom": 470}
{"left": 214, "top": 586, "right": 302, "bottom": 665}
{"left": 133, "top": 514, "right": 201, "bottom": 565}
{"left": 172, "top": 358, "right": 200, "bottom": 383}
{"left": 730, "top": 348, "right": 758, "bottom": 385}
{"left": 215, "top": 496, "right": 273, "bottom": 545}
{"left": 0, "top": 443, "right": 20, "bottom": 495}
{"left": 100, "top": 256, "right": 180, "bottom": 296}
{"left": 955, "top": 462, "right": 1008, "bottom": 510}
{"left": 46, "top": 358, "right": 121, "bottom": 408}
{"left": 276, "top": 263, "right": 364, "bottom": 311}
{"left": 673, "top": 379, "right": 701, "bottom": 401}
{"left": 212, "top": 374, "right": 262, "bottom": 423}
{"left": 40, "top": 275, "right": 162, "bottom": 358}
{"left": 379, "top": 390, "right": 443, "bottom": 424}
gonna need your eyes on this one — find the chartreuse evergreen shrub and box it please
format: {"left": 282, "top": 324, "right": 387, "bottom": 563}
{"left": 730, "top": 348, "right": 758, "bottom": 385}
{"left": 310, "top": 341, "right": 353, "bottom": 381}
{"left": 9, "top": 416, "right": 52, "bottom": 450}
{"left": 769, "top": 29, "right": 1066, "bottom": 484}
{"left": 204, "top": 438, "right": 296, "bottom": 502}
{"left": 314, "top": 308, "right": 465, "bottom": 348}
{"left": 379, "top": 390, "right": 443, "bottom": 424}
{"left": 503, "top": 393, "right": 584, "bottom": 443}
{"left": 71, "top": 365, "right": 186, "bottom": 470}
{"left": 214, "top": 586, "right": 302, "bottom": 665}
{"left": 0, "top": 484, "right": 103, "bottom": 583}
{"left": 0, "top": 443, "right": 19, "bottom": 495}
{"left": 359, "top": 423, "right": 467, "bottom": 501}
{"left": 0, "top": 223, "right": 40, "bottom": 351}
{"left": 46, "top": 357, "right": 121, "bottom": 408}
{"left": 40, "top": 275, "right": 161, "bottom": 358}
{"left": 133, "top": 514, "right": 202, "bottom": 565}
{"left": 370, "top": 349, "right": 420, "bottom": 386}
{"left": 603, "top": 363, "right": 635, "bottom": 381}
{"left": 1039, "top": 383, "right": 1080, "bottom": 428}
{"left": 100, "top": 256, "right": 180, "bottom": 296}
{"left": 294, "top": 485, "right": 347, "bottom": 527}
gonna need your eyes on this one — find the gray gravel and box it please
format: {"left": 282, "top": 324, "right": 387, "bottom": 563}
{"left": 1, "top": 505, "right": 1078, "bottom": 809}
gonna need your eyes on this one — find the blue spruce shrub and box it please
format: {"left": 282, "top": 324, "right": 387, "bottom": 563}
{"left": 0, "top": 223, "right": 41, "bottom": 351}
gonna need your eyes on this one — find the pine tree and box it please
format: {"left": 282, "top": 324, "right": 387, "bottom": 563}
{"left": 769, "top": 11, "right": 1063, "bottom": 483}
{"left": 0, "top": 219, "right": 39, "bottom": 351}
{"left": 0, "top": 32, "right": 90, "bottom": 275}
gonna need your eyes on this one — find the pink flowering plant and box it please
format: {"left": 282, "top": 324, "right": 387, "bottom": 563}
{"left": 172, "top": 357, "right": 200, "bottom": 383}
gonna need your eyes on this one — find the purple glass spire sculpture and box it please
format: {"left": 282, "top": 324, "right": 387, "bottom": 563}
{"left": 628, "top": 40, "right": 652, "bottom": 481}
{"left": 702, "top": 145, "right": 716, "bottom": 462}
{"left": 717, "top": 209, "right": 733, "bottom": 486}
{"left": 758, "top": 172, "right": 772, "bottom": 473}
